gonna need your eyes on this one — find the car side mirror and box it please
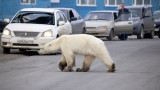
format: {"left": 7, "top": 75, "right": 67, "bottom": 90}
{"left": 4, "top": 18, "right": 10, "bottom": 23}
{"left": 58, "top": 21, "right": 65, "bottom": 26}
{"left": 70, "top": 17, "right": 77, "bottom": 21}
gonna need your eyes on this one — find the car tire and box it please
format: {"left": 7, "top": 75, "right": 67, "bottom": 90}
{"left": 137, "top": 26, "right": 144, "bottom": 39}
{"left": 82, "top": 28, "right": 86, "bottom": 34}
{"left": 118, "top": 34, "right": 128, "bottom": 40}
{"left": 107, "top": 29, "right": 114, "bottom": 41}
{"left": 149, "top": 30, "right": 154, "bottom": 39}
{"left": 19, "top": 49, "right": 26, "bottom": 52}
{"left": 56, "top": 35, "right": 59, "bottom": 38}
{"left": 158, "top": 31, "right": 160, "bottom": 38}
{"left": 158, "top": 34, "right": 160, "bottom": 38}
{"left": 3, "top": 48, "right": 10, "bottom": 54}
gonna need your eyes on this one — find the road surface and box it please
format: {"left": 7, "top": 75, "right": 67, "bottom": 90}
{"left": 0, "top": 37, "right": 160, "bottom": 90}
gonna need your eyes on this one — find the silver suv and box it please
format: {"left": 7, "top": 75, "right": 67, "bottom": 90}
{"left": 117, "top": 6, "right": 155, "bottom": 39}
{"left": 127, "top": 6, "right": 155, "bottom": 39}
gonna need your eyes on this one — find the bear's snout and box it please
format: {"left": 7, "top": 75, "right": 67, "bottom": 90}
{"left": 38, "top": 49, "right": 44, "bottom": 55}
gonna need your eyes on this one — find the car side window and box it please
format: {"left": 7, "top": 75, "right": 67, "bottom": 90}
{"left": 56, "top": 12, "right": 63, "bottom": 26}
{"left": 72, "top": 9, "right": 82, "bottom": 20}
{"left": 145, "top": 9, "right": 152, "bottom": 17}
{"left": 59, "top": 12, "right": 67, "bottom": 23}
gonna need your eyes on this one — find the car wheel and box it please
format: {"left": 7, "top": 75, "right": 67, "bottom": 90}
{"left": 118, "top": 34, "right": 128, "bottom": 40}
{"left": 158, "top": 31, "right": 160, "bottom": 38}
{"left": 3, "top": 48, "right": 10, "bottom": 54}
{"left": 19, "top": 49, "right": 26, "bottom": 52}
{"left": 82, "top": 28, "right": 86, "bottom": 34}
{"left": 107, "top": 29, "right": 114, "bottom": 41}
{"left": 56, "top": 35, "right": 59, "bottom": 38}
{"left": 149, "top": 30, "right": 154, "bottom": 39}
{"left": 137, "top": 26, "right": 144, "bottom": 39}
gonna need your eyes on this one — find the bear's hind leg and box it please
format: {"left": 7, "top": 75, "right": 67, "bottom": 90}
{"left": 76, "top": 55, "right": 95, "bottom": 72}
{"left": 98, "top": 55, "right": 115, "bottom": 72}
{"left": 58, "top": 54, "right": 67, "bottom": 71}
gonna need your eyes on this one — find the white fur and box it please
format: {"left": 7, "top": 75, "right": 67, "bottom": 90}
{"left": 39, "top": 34, "right": 115, "bottom": 71}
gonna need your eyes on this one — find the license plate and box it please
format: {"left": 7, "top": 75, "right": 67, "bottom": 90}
{"left": 17, "top": 39, "right": 34, "bottom": 44}
{"left": 155, "top": 28, "right": 159, "bottom": 31}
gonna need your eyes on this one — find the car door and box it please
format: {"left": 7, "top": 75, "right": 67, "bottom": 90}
{"left": 143, "top": 8, "right": 155, "bottom": 31}
{"left": 56, "top": 12, "right": 66, "bottom": 36}
{"left": 114, "top": 13, "right": 133, "bottom": 34}
{"left": 71, "top": 9, "right": 84, "bottom": 34}
{"left": 69, "top": 9, "right": 83, "bottom": 34}
{"left": 59, "top": 12, "right": 72, "bottom": 35}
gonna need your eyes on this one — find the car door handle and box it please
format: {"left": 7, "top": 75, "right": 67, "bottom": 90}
{"left": 128, "top": 22, "right": 132, "bottom": 24}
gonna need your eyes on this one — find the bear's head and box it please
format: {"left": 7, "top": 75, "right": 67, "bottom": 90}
{"left": 38, "top": 43, "right": 53, "bottom": 55}
{"left": 38, "top": 39, "right": 61, "bottom": 55}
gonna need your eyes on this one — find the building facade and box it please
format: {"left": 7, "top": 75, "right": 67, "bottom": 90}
{"left": 0, "top": 0, "right": 160, "bottom": 20}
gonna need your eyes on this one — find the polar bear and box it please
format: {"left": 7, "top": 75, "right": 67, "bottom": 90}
{"left": 39, "top": 34, "right": 115, "bottom": 72}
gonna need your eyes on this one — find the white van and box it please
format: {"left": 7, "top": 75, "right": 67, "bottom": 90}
{"left": 1, "top": 8, "right": 72, "bottom": 53}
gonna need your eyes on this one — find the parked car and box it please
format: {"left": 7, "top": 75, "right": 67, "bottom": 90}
{"left": 0, "top": 19, "right": 8, "bottom": 33}
{"left": 117, "top": 6, "right": 155, "bottom": 39}
{"left": 84, "top": 11, "right": 134, "bottom": 40}
{"left": 1, "top": 8, "right": 72, "bottom": 53}
{"left": 153, "top": 10, "right": 160, "bottom": 38}
{"left": 55, "top": 8, "right": 86, "bottom": 34}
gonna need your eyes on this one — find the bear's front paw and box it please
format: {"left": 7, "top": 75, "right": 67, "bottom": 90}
{"left": 76, "top": 68, "right": 89, "bottom": 72}
{"left": 63, "top": 69, "right": 73, "bottom": 72}
{"left": 76, "top": 68, "right": 83, "bottom": 72}
{"left": 107, "top": 69, "right": 115, "bottom": 72}
{"left": 58, "top": 62, "right": 67, "bottom": 71}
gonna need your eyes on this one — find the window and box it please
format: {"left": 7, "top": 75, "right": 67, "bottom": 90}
{"left": 12, "top": 11, "right": 54, "bottom": 25}
{"left": 59, "top": 12, "right": 67, "bottom": 23}
{"left": 20, "top": 0, "right": 36, "bottom": 5}
{"left": 77, "top": 0, "right": 96, "bottom": 6}
{"left": 50, "top": 0, "right": 60, "bottom": 3}
{"left": 133, "top": 0, "right": 151, "bottom": 6}
{"left": 84, "top": 12, "right": 113, "bottom": 21}
{"left": 145, "top": 9, "right": 152, "bottom": 16}
{"left": 129, "top": 9, "right": 141, "bottom": 17}
{"left": 56, "top": 12, "right": 65, "bottom": 26}
{"left": 105, "top": 0, "right": 123, "bottom": 6}
{"left": 72, "top": 9, "right": 82, "bottom": 20}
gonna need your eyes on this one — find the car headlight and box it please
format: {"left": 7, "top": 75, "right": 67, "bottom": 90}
{"left": 42, "top": 30, "right": 53, "bottom": 37}
{"left": 3, "top": 28, "right": 11, "bottom": 36}
{"left": 97, "top": 26, "right": 108, "bottom": 30}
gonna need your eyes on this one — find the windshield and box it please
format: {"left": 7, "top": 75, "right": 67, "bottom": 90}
{"left": 85, "top": 12, "right": 113, "bottom": 21}
{"left": 128, "top": 9, "right": 141, "bottom": 17}
{"left": 11, "top": 11, "right": 55, "bottom": 25}
{"left": 116, "top": 13, "right": 132, "bottom": 21}
{"left": 154, "top": 12, "right": 160, "bottom": 20}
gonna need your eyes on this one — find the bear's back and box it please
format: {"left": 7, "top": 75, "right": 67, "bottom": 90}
{"left": 60, "top": 34, "right": 105, "bottom": 48}
{"left": 60, "top": 34, "right": 106, "bottom": 55}
{"left": 61, "top": 34, "right": 103, "bottom": 44}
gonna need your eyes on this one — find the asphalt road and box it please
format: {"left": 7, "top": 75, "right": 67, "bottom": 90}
{"left": 0, "top": 36, "right": 160, "bottom": 90}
